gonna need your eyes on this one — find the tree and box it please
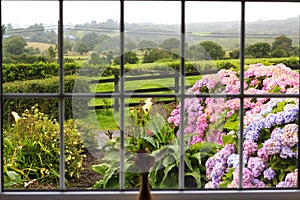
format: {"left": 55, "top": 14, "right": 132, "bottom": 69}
{"left": 271, "top": 35, "right": 293, "bottom": 56}
{"left": 113, "top": 51, "right": 139, "bottom": 65}
{"left": 81, "top": 32, "right": 98, "bottom": 51}
{"left": 142, "top": 48, "right": 173, "bottom": 63}
{"left": 63, "top": 39, "right": 73, "bottom": 55}
{"left": 291, "top": 46, "right": 299, "bottom": 56}
{"left": 186, "top": 43, "right": 208, "bottom": 61}
{"left": 47, "top": 46, "right": 57, "bottom": 60}
{"left": 125, "top": 41, "right": 137, "bottom": 51}
{"left": 199, "top": 41, "right": 225, "bottom": 60}
{"left": 75, "top": 42, "right": 89, "bottom": 55}
{"left": 3, "top": 36, "right": 27, "bottom": 55}
{"left": 229, "top": 49, "right": 240, "bottom": 59}
{"left": 245, "top": 42, "right": 271, "bottom": 58}
{"left": 25, "top": 47, "right": 40, "bottom": 55}
{"left": 138, "top": 40, "right": 158, "bottom": 51}
{"left": 159, "top": 38, "right": 180, "bottom": 54}
{"left": 2, "top": 25, "right": 6, "bottom": 35}
{"left": 89, "top": 53, "right": 102, "bottom": 65}
{"left": 271, "top": 48, "right": 288, "bottom": 58}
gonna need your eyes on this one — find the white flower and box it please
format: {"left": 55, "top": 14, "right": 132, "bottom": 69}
{"left": 11, "top": 111, "right": 20, "bottom": 123}
{"left": 142, "top": 98, "right": 152, "bottom": 113}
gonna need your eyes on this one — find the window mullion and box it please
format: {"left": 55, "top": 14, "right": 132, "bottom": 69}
{"left": 58, "top": 0, "right": 65, "bottom": 191}
{"left": 119, "top": 0, "right": 125, "bottom": 191}
{"left": 238, "top": 0, "right": 246, "bottom": 190}
{"left": 179, "top": 0, "right": 186, "bottom": 190}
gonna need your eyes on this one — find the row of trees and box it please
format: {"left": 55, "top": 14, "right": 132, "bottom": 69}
{"left": 231, "top": 35, "right": 299, "bottom": 59}
{"left": 2, "top": 23, "right": 299, "bottom": 65}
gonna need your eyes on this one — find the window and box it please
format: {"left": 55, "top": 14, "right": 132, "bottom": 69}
{"left": 1, "top": 0, "right": 299, "bottom": 199}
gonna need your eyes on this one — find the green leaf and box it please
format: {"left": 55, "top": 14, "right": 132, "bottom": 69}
{"left": 222, "top": 134, "right": 235, "bottom": 145}
{"left": 102, "top": 169, "right": 118, "bottom": 188}
{"left": 162, "top": 163, "right": 177, "bottom": 184}
{"left": 6, "top": 171, "right": 21, "bottom": 182}
{"left": 91, "top": 163, "right": 109, "bottom": 175}
{"left": 272, "top": 101, "right": 286, "bottom": 114}
{"left": 102, "top": 148, "right": 119, "bottom": 162}
{"left": 219, "top": 180, "right": 231, "bottom": 188}
{"left": 269, "top": 85, "right": 282, "bottom": 94}
{"left": 224, "top": 120, "right": 239, "bottom": 131}
{"left": 142, "top": 136, "right": 157, "bottom": 148}
{"left": 278, "top": 171, "right": 286, "bottom": 182}
{"left": 185, "top": 168, "right": 201, "bottom": 187}
{"left": 184, "top": 155, "right": 193, "bottom": 171}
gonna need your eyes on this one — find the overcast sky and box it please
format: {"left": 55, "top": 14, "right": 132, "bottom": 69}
{"left": 2, "top": 1, "right": 300, "bottom": 27}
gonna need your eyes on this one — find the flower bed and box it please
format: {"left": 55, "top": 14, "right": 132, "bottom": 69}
{"left": 168, "top": 63, "right": 299, "bottom": 188}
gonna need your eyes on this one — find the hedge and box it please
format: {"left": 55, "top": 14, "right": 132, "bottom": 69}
{"left": 3, "top": 75, "right": 90, "bottom": 127}
{"left": 2, "top": 62, "right": 81, "bottom": 82}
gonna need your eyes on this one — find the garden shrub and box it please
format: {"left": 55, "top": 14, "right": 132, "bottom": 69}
{"left": 3, "top": 105, "right": 85, "bottom": 188}
{"left": 168, "top": 63, "right": 299, "bottom": 188}
{"left": 2, "top": 62, "right": 80, "bottom": 82}
{"left": 3, "top": 75, "right": 90, "bottom": 127}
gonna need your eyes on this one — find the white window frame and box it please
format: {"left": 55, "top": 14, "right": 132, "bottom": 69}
{"left": 1, "top": 0, "right": 299, "bottom": 199}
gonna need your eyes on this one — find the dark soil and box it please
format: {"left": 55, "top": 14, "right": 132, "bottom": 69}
{"left": 68, "top": 150, "right": 103, "bottom": 190}
{"left": 25, "top": 149, "right": 103, "bottom": 190}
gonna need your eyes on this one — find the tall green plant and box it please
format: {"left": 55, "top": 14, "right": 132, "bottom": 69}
{"left": 91, "top": 100, "right": 222, "bottom": 189}
{"left": 3, "top": 105, "right": 85, "bottom": 188}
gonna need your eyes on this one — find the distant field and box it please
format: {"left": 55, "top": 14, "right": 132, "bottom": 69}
{"left": 27, "top": 42, "right": 55, "bottom": 52}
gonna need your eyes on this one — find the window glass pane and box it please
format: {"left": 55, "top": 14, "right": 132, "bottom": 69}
{"left": 174, "top": 97, "right": 240, "bottom": 189}
{"left": 185, "top": 1, "right": 241, "bottom": 94}
{"left": 245, "top": 2, "right": 300, "bottom": 94}
{"left": 124, "top": 1, "right": 181, "bottom": 94}
{"left": 66, "top": 97, "right": 120, "bottom": 190}
{"left": 2, "top": 1, "right": 59, "bottom": 93}
{"left": 243, "top": 98, "right": 298, "bottom": 188}
{"left": 122, "top": 97, "right": 178, "bottom": 189}
{"left": 63, "top": 1, "right": 120, "bottom": 94}
{"left": 2, "top": 99, "right": 59, "bottom": 190}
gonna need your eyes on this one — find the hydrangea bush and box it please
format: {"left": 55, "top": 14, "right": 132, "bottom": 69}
{"left": 168, "top": 63, "right": 299, "bottom": 188}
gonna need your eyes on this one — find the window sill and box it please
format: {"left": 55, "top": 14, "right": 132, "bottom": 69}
{"left": 1, "top": 190, "right": 300, "bottom": 200}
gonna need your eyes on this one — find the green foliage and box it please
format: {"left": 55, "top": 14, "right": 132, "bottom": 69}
{"left": 72, "top": 120, "right": 99, "bottom": 150}
{"left": 245, "top": 42, "right": 271, "bottom": 58}
{"left": 142, "top": 48, "right": 175, "bottom": 63}
{"left": 3, "top": 36, "right": 27, "bottom": 55}
{"left": 75, "top": 42, "right": 89, "bottom": 55}
{"left": 3, "top": 106, "right": 85, "bottom": 188}
{"left": 2, "top": 53, "right": 48, "bottom": 64}
{"left": 3, "top": 75, "right": 90, "bottom": 127}
{"left": 91, "top": 100, "right": 222, "bottom": 189}
{"left": 138, "top": 40, "right": 158, "bottom": 51}
{"left": 159, "top": 38, "right": 180, "bottom": 52}
{"left": 272, "top": 35, "right": 292, "bottom": 51}
{"left": 89, "top": 53, "right": 102, "bottom": 65}
{"left": 2, "top": 62, "right": 80, "bottom": 82}
{"left": 199, "top": 41, "right": 225, "bottom": 60}
{"left": 2, "top": 24, "right": 6, "bottom": 35}
{"left": 42, "top": 46, "right": 57, "bottom": 61}
{"left": 113, "top": 51, "right": 139, "bottom": 65}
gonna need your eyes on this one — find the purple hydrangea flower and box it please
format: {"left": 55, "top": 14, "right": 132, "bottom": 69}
{"left": 280, "top": 146, "right": 296, "bottom": 159}
{"left": 263, "top": 168, "right": 276, "bottom": 180}
{"left": 247, "top": 157, "right": 265, "bottom": 177}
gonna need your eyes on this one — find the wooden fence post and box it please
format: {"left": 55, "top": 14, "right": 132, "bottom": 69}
{"left": 114, "top": 73, "right": 119, "bottom": 112}
{"left": 175, "top": 73, "right": 179, "bottom": 93}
